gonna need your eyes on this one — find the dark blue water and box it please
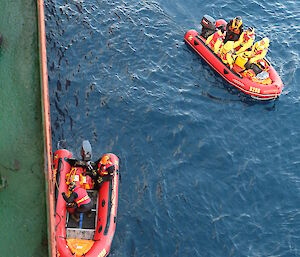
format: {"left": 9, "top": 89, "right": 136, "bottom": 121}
{"left": 45, "top": 0, "right": 300, "bottom": 256}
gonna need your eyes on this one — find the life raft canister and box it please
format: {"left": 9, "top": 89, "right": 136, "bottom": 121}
{"left": 73, "top": 187, "right": 91, "bottom": 207}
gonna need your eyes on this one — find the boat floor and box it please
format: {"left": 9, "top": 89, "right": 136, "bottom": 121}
{"left": 66, "top": 190, "right": 98, "bottom": 240}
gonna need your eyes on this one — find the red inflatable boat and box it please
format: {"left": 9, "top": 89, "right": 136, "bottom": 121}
{"left": 53, "top": 149, "right": 119, "bottom": 257}
{"left": 184, "top": 16, "right": 283, "bottom": 100}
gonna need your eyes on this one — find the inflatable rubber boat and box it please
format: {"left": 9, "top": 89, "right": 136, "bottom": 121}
{"left": 184, "top": 15, "right": 283, "bottom": 100}
{"left": 53, "top": 149, "right": 119, "bottom": 257}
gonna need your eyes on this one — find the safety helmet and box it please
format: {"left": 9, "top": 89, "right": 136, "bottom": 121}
{"left": 260, "top": 37, "right": 269, "bottom": 48}
{"left": 246, "top": 27, "right": 255, "bottom": 40}
{"left": 232, "top": 16, "right": 242, "bottom": 29}
{"left": 68, "top": 182, "right": 76, "bottom": 191}
{"left": 81, "top": 140, "right": 92, "bottom": 161}
{"left": 247, "top": 27, "right": 255, "bottom": 34}
{"left": 215, "top": 19, "right": 227, "bottom": 31}
{"left": 100, "top": 155, "right": 110, "bottom": 165}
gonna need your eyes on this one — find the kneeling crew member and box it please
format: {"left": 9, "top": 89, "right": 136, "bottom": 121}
{"left": 62, "top": 182, "right": 93, "bottom": 221}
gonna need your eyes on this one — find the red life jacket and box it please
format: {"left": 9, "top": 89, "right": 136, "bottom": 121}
{"left": 208, "top": 31, "right": 224, "bottom": 49}
{"left": 73, "top": 187, "right": 91, "bottom": 207}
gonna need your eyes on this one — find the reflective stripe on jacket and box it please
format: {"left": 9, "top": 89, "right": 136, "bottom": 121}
{"left": 207, "top": 30, "right": 224, "bottom": 48}
{"left": 74, "top": 187, "right": 91, "bottom": 207}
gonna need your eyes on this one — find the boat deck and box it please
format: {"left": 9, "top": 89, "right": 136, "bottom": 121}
{"left": 66, "top": 190, "right": 98, "bottom": 240}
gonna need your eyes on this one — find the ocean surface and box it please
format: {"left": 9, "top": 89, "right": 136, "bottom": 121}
{"left": 45, "top": 0, "right": 300, "bottom": 256}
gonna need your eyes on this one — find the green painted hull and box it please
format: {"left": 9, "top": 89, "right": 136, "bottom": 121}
{"left": 0, "top": 1, "right": 48, "bottom": 256}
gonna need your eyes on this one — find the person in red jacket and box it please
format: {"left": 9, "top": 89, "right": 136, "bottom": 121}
{"left": 91, "top": 154, "right": 115, "bottom": 190}
{"left": 62, "top": 182, "right": 93, "bottom": 222}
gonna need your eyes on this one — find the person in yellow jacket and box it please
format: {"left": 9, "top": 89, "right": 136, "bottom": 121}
{"left": 234, "top": 27, "right": 255, "bottom": 55}
{"left": 220, "top": 41, "right": 235, "bottom": 69}
{"left": 206, "top": 26, "right": 225, "bottom": 54}
{"left": 244, "top": 37, "right": 269, "bottom": 64}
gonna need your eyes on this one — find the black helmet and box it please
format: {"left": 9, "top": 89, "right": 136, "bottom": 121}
{"left": 81, "top": 140, "right": 92, "bottom": 161}
{"left": 247, "top": 26, "right": 254, "bottom": 32}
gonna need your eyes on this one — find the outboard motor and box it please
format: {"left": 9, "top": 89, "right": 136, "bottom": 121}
{"left": 81, "top": 140, "right": 92, "bottom": 161}
{"left": 200, "top": 15, "right": 216, "bottom": 39}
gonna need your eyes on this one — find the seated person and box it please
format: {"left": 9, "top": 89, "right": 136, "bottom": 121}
{"left": 224, "top": 16, "right": 243, "bottom": 44}
{"left": 220, "top": 41, "right": 235, "bottom": 69}
{"left": 206, "top": 25, "right": 225, "bottom": 54}
{"left": 92, "top": 154, "right": 115, "bottom": 190}
{"left": 62, "top": 182, "right": 93, "bottom": 222}
{"left": 244, "top": 37, "right": 269, "bottom": 73}
{"left": 246, "top": 37, "right": 269, "bottom": 64}
{"left": 234, "top": 27, "right": 255, "bottom": 55}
